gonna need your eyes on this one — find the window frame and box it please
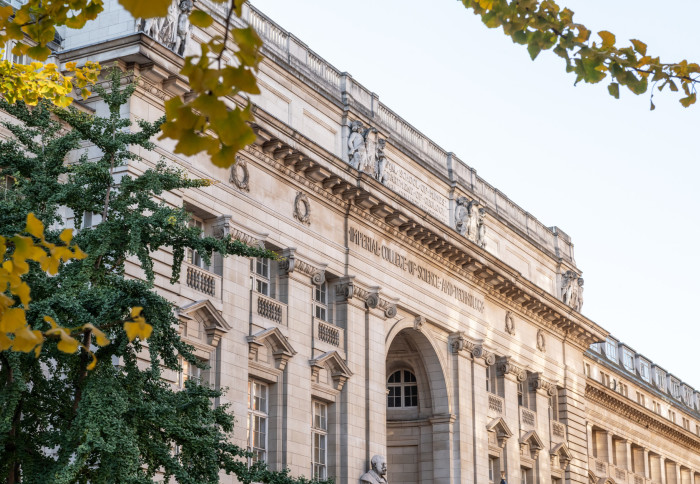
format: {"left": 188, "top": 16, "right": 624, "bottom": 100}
{"left": 247, "top": 380, "right": 269, "bottom": 464}
{"left": 387, "top": 369, "right": 418, "bottom": 409}
{"left": 314, "top": 281, "right": 328, "bottom": 322}
{"left": 622, "top": 349, "right": 634, "bottom": 372}
{"left": 252, "top": 257, "right": 271, "bottom": 296}
{"left": 311, "top": 400, "right": 328, "bottom": 480}
{"left": 604, "top": 339, "right": 618, "bottom": 362}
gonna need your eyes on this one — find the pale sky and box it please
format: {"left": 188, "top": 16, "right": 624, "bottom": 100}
{"left": 252, "top": 0, "right": 700, "bottom": 389}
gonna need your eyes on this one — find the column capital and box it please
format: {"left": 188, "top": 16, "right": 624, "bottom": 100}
{"left": 449, "top": 332, "right": 495, "bottom": 366}
{"left": 496, "top": 356, "right": 527, "bottom": 382}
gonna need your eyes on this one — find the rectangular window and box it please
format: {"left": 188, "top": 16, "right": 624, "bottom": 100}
{"left": 584, "top": 363, "right": 591, "bottom": 377}
{"left": 253, "top": 257, "right": 270, "bottom": 296}
{"left": 517, "top": 382, "right": 524, "bottom": 407}
{"left": 186, "top": 218, "right": 211, "bottom": 271}
{"left": 636, "top": 392, "right": 645, "bottom": 407}
{"left": 549, "top": 392, "right": 559, "bottom": 422}
{"left": 179, "top": 357, "right": 202, "bottom": 387}
{"left": 668, "top": 409, "right": 676, "bottom": 423}
{"left": 314, "top": 282, "right": 328, "bottom": 321}
{"left": 622, "top": 350, "right": 634, "bottom": 372}
{"left": 489, "top": 457, "right": 496, "bottom": 483}
{"left": 521, "top": 467, "right": 532, "bottom": 484}
{"left": 682, "top": 417, "right": 690, "bottom": 430}
{"left": 671, "top": 379, "right": 681, "bottom": 398}
{"left": 247, "top": 380, "right": 268, "bottom": 464}
{"left": 311, "top": 401, "right": 327, "bottom": 480}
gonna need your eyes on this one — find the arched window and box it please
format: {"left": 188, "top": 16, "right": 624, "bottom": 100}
{"left": 387, "top": 370, "right": 418, "bottom": 408}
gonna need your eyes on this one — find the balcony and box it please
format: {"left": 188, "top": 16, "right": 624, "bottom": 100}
{"left": 589, "top": 457, "right": 652, "bottom": 484}
{"left": 251, "top": 291, "right": 288, "bottom": 328}
{"left": 313, "top": 318, "right": 346, "bottom": 357}
{"left": 182, "top": 262, "right": 222, "bottom": 299}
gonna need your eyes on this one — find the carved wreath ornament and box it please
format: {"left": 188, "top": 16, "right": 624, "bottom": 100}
{"left": 230, "top": 155, "right": 250, "bottom": 192}
{"left": 293, "top": 192, "right": 311, "bottom": 225}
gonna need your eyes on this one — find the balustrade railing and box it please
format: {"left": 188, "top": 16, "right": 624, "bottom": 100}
{"left": 488, "top": 393, "right": 504, "bottom": 415}
{"left": 185, "top": 263, "right": 218, "bottom": 297}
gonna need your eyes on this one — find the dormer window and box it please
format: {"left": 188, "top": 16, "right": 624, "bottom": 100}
{"left": 622, "top": 349, "right": 634, "bottom": 372}
{"left": 604, "top": 339, "right": 618, "bottom": 362}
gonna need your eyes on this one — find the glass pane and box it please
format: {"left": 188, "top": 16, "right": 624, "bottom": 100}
{"left": 404, "top": 370, "right": 416, "bottom": 382}
{"left": 387, "top": 386, "right": 401, "bottom": 407}
{"left": 388, "top": 371, "right": 400, "bottom": 383}
{"left": 405, "top": 385, "right": 418, "bottom": 407}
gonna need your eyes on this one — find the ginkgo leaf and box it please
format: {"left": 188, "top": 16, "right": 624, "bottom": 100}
{"left": 189, "top": 10, "right": 213, "bottom": 28}
{"left": 118, "top": 0, "right": 170, "bottom": 18}
{"left": 84, "top": 323, "right": 111, "bottom": 346}
{"left": 0, "top": 308, "right": 27, "bottom": 332}
{"left": 680, "top": 92, "right": 697, "bottom": 107}
{"left": 124, "top": 320, "right": 153, "bottom": 341}
{"left": 598, "top": 31, "right": 615, "bottom": 49}
{"left": 631, "top": 39, "right": 647, "bottom": 56}
{"left": 86, "top": 353, "right": 98, "bottom": 370}
{"left": 59, "top": 229, "right": 74, "bottom": 244}
{"left": 25, "top": 213, "right": 45, "bottom": 239}
{"left": 12, "top": 325, "right": 43, "bottom": 352}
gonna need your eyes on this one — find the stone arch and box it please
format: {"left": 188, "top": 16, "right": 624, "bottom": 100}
{"left": 385, "top": 324, "right": 450, "bottom": 415}
{"left": 385, "top": 326, "right": 453, "bottom": 483}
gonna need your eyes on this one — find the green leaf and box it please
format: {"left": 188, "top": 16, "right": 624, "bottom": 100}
{"left": 527, "top": 42, "right": 542, "bottom": 60}
{"left": 608, "top": 83, "right": 619, "bottom": 99}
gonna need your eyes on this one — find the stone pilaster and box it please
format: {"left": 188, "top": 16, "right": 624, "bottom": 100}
{"left": 497, "top": 356, "right": 527, "bottom": 484}
{"left": 530, "top": 372, "right": 557, "bottom": 484}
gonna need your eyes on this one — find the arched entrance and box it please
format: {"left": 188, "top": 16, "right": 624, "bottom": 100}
{"left": 385, "top": 327, "right": 451, "bottom": 483}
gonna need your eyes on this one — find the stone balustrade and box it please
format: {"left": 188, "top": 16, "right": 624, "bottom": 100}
{"left": 487, "top": 393, "right": 505, "bottom": 417}
{"left": 520, "top": 406, "right": 537, "bottom": 430}
{"left": 184, "top": 262, "right": 220, "bottom": 298}
{"left": 251, "top": 291, "right": 288, "bottom": 327}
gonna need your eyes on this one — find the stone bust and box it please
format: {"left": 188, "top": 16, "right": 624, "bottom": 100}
{"left": 360, "top": 454, "right": 388, "bottom": 483}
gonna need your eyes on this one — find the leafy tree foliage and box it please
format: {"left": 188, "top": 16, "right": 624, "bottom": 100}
{"left": 0, "top": 72, "right": 327, "bottom": 484}
{"left": 460, "top": 0, "right": 699, "bottom": 108}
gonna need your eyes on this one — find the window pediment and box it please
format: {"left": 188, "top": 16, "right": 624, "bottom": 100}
{"left": 178, "top": 299, "right": 231, "bottom": 347}
{"left": 486, "top": 417, "right": 513, "bottom": 448}
{"left": 247, "top": 327, "right": 297, "bottom": 371}
{"left": 309, "top": 351, "right": 352, "bottom": 391}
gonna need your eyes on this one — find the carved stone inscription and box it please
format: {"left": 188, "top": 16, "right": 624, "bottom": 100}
{"left": 383, "top": 162, "right": 449, "bottom": 225}
{"left": 349, "top": 226, "right": 484, "bottom": 313}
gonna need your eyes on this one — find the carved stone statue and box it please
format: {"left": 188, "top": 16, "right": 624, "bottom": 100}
{"left": 455, "top": 196, "right": 469, "bottom": 235}
{"left": 455, "top": 197, "right": 486, "bottom": 247}
{"left": 348, "top": 120, "right": 368, "bottom": 171}
{"left": 135, "top": 0, "right": 191, "bottom": 56}
{"left": 375, "top": 138, "right": 387, "bottom": 184}
{"left": 347, "top": 120, "right": 387, "bottom": 181}
{"left": 561, "top": 270, "right": 584, "bottom": 311}
{"left": 360, "top": 455, "right": 388, "bottom": 484}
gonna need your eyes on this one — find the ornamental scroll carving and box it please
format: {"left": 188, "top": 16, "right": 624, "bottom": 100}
{"left": 561, "top": 270, "right": 584, "bottom": 311}
{"left": 450, "top": 332, "right": 495, "bottom": 365}
{"left": 135, "top": 0, "right": 192, "bottom": 56}
{"left": 336, "top": 281, "right": 396, "bottom": 317}
{"left": 497, "top": 356, "right": 527, "bottom": 382}
{"left": 529, "top": 372, "right": 558, "bottom": 396}
{"left": 455, "top": 196, "right": 486, "bottom": 248}
{"left": 229, "top": 156, "right": 250, "bottom": 192}
{"left": 211, "top": 216, "right": 265, "bottom": 248}
{"left": 279, "top": 249, "right": 326, "bottom": 285}
{"left": 347, "top": 120, "right": 389, "bottom": 184}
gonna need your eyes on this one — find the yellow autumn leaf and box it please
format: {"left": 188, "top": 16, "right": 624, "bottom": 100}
{"left": 59, "top": 228, "right": 74, "bottom": 244}
{"left": 598, "top": 30, "right": 615, "bottom": 49}
{"left": 0, "top": 332, "right": 12, "bottom": 351}
{"left": 25, "top": 213, "right": 45, "bottom": 239}
{"left": 124, "top": 320, "right": 153, "bottom": 341}
{"left": 0, "top": 307, "right": 27, "bottom": 332}
{"left": 118, "top": 0, "right": 170, "bottom": 18}
{"left": 83, "top": 323, "right": 111, "bottom": 346}
{"left": 86, "top": 352, "right": 98, "bottom": 370}
{"left": 12, "top": 325, "right": 43, "bottom": 353}
{"left": 189, "top": 10, "right": 213, "bottom": 28}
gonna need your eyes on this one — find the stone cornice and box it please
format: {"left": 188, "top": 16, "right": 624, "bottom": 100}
{"left": 247, "top": 123, "right": 606, "bottom": 350}
{"left": 585, "top": 381, "right": 700, "bottom": 452}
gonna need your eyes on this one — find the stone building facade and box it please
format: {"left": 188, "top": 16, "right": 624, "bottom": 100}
{"left": 5, "top": 0, "right": 699, "bottom": 482}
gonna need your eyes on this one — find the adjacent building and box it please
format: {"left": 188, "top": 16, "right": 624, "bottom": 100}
{"left": 3, "top": 0, "right": 699, "bottom": 482}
